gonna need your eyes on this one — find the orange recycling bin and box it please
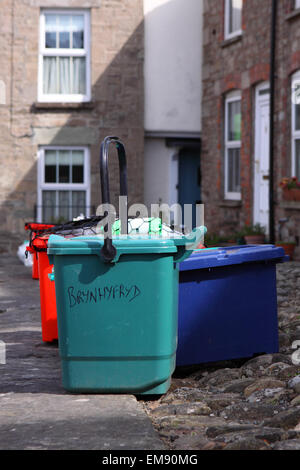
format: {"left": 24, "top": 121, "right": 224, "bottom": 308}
{"left": 31, "top": 235, "right": 58, "bottom": 342}
{"left": 25, "top": 223, "right": 55, "bottom": 280}
{"left": 32, "top": 250, "right": 39, "bottom": 279}
{"left": 25, "top": 245, "right": 39, "bottom": 280}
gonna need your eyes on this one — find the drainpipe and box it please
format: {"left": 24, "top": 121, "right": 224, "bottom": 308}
{"left": 269, "top": 0, "right": 277, "bottom": 244}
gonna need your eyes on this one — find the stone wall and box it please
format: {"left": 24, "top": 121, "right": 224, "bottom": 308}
{"left": 0, "top": 0, "right": 144, "bottom": 250}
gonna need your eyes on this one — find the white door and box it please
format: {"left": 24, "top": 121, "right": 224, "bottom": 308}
{"left": 254, "top": 83, "right": 270, "bottom": 235}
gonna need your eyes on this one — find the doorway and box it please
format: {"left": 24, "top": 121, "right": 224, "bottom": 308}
{"left": 178, "top": 147, "right": 201, "bottom": 229}
{"left": 254, "top": 82, "right": 270, "bottom": 235}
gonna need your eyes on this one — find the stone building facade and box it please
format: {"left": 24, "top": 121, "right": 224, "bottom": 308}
{"left": 0, "top": 0, "right": 144, "bottom": 250}
{"left": 202, "top": 0, "right": 300, "bottom": 257}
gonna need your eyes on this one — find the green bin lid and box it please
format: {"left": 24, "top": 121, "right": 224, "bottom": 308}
{"left": 47, "top": 226, "right": 207, "bottom": 263}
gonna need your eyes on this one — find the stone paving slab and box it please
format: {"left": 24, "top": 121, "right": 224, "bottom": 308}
{"left": 0, "top": 256, "right": 165, "bottom": 450}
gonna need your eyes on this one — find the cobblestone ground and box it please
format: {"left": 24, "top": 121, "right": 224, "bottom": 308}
{"left": 141, "top": 261, "right": 300, "bottom": 451}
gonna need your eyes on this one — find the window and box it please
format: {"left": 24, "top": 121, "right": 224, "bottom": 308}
{"left": 224, "top": 91, "right": 242, "bottom": 200}
{"left": 225, "top": 0, "right": 243, "bottom": 40}
{"left": 295, "top": 0, "right": 300, "bottom": 10}
{"left": 292, "top": 71, "right": 300, "bottom": 179}
{"left": 37, "top": 147, "right": 90, "bottom": 223}
{"left": 38, "top": 10, "right": 90, "bottom": 102}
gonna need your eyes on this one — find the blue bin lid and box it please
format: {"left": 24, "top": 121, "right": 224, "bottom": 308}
{"left": 179, "top": 245, "right": 287, "bottom": 271}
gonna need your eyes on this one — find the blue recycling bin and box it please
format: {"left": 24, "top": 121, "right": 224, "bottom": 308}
{"left": 177, "top": 245, "right": 287, "bottom": 367}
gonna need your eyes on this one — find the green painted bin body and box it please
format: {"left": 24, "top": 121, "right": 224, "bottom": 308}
{"left": 48, "top": 232, "right": 202, "bottom": 394}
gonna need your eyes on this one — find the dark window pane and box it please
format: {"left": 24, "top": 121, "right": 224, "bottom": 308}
{"left": 296, "top": 140, "right": 300, "bottom": 180}
{"left": 73, "top": 31, "right": 84, "bottom": 49}
{"left": 296, "top": 104, "right": 300, "bottom": 131}
{"left": 45, "top": 14, "right": 57, "bottom": 48}
{"left": 72, "top": 151, "right": 84, "bottom": 183}
{"left": 228, "top": 100, "right": 241, "bottom": 141}
{"left": 235, "top": 150, "right": 240, "bottom": 190}
{"left": 59, "top": 32, "right": 70, "bottom": 48}
{"left": 45, "top": 165, "right": 56, "bottom": 183}
{"left": 58, "top": 15, "right": 71, "bottom": 49}
{"left": 72, "top": 165, "right": 84, "bottom": 183}
{"left": 58, "top": 150, "right": 71, "bottom": 183}
{"left": 228, "top": 148, "right": 241, "bottom": 193}
{"left": 45, "top": 150, "right": 57, "bottom": 182}
{"left": 72, "top": 15, "right": 84, "bottom": 49}
{"left": 59, "top": 165, "right": 70, "bottom": 183}
{"left": 45, "top": 32, "right": 56, "bottom": 48}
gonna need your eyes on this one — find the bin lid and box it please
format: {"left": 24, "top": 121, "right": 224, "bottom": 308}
{"left": 24, "top": 223, "right": 55, "bottom": 232}
{"left": 47, "top": 226, "right": 206, "bottom": 263}
{"left": 179, "top": 244, "right": 287, "bottom": 271}
{"left": 31, "top": 233, "right": 74, "bottom": 252}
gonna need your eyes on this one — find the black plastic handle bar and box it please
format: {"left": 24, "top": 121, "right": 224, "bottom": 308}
{"left": 99, "top": 136, "right": 128, "bottom": 262}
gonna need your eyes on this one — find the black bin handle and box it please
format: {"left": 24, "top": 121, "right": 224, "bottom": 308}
{"left": 99, "top": 136, "right": 128, "bottom": 262}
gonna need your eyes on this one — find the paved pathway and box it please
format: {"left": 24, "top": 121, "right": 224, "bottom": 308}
{"left": 0, "top": 255, "right": 165, "bottom": 450}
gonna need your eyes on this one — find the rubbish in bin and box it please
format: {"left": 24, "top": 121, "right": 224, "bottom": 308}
{"left": 111, "top": 217, "right": 175, "bottom": 236}
{"left": 48, "top": 136, "right": 206, "bottom": 394}
{"left": 177, "top": 245, "right": 288, "bottom": 367}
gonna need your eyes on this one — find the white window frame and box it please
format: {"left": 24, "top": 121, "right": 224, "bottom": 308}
{"left": 38, "top": 9, "right": 91, "bottom": 103}
{"left": 37, "top": 146, "right": 91, "bottom": 223}
{"left": 292, "top": 70, "right": 300, "bottom": 179}
{"left": 224, "top": 90, "right": 242, "bottom": 200}
{"left": 224, "top": 0, "right": 243, "bottom": 40}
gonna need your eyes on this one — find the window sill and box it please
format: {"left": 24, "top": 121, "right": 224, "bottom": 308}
{"left": 219, "top": 200, "right": 242, "bottom": 208}
{"left": 281, "top": 201, "right": 300, "bottom": 210}
{"left": 286, "top": 9, "right": 300, "bottom": 21}
{"left": 221, "top": 34, "right": 243, "bottom": 48}
{"left": 31, "top": 101, "right": 95, "bottom": 111}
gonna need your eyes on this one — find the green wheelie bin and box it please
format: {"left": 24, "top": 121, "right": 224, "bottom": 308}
{"left": 48, "top": 136, "right": 205, "bottom": 395}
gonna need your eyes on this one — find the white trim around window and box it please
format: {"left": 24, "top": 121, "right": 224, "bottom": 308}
{"left": 291, "top": 70, "right": 300, "bottom": 179}
{"left": 37, "top": 146, "right": 91, "bottom": 223}
{"left": 224, "top": 0, "right": 243, "bottom": 40}
{"left": 38, "top": 9, "right": 91, "bottom": 103}
{"left": 224, "top": 90, "right": 242, "bottom": 200}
